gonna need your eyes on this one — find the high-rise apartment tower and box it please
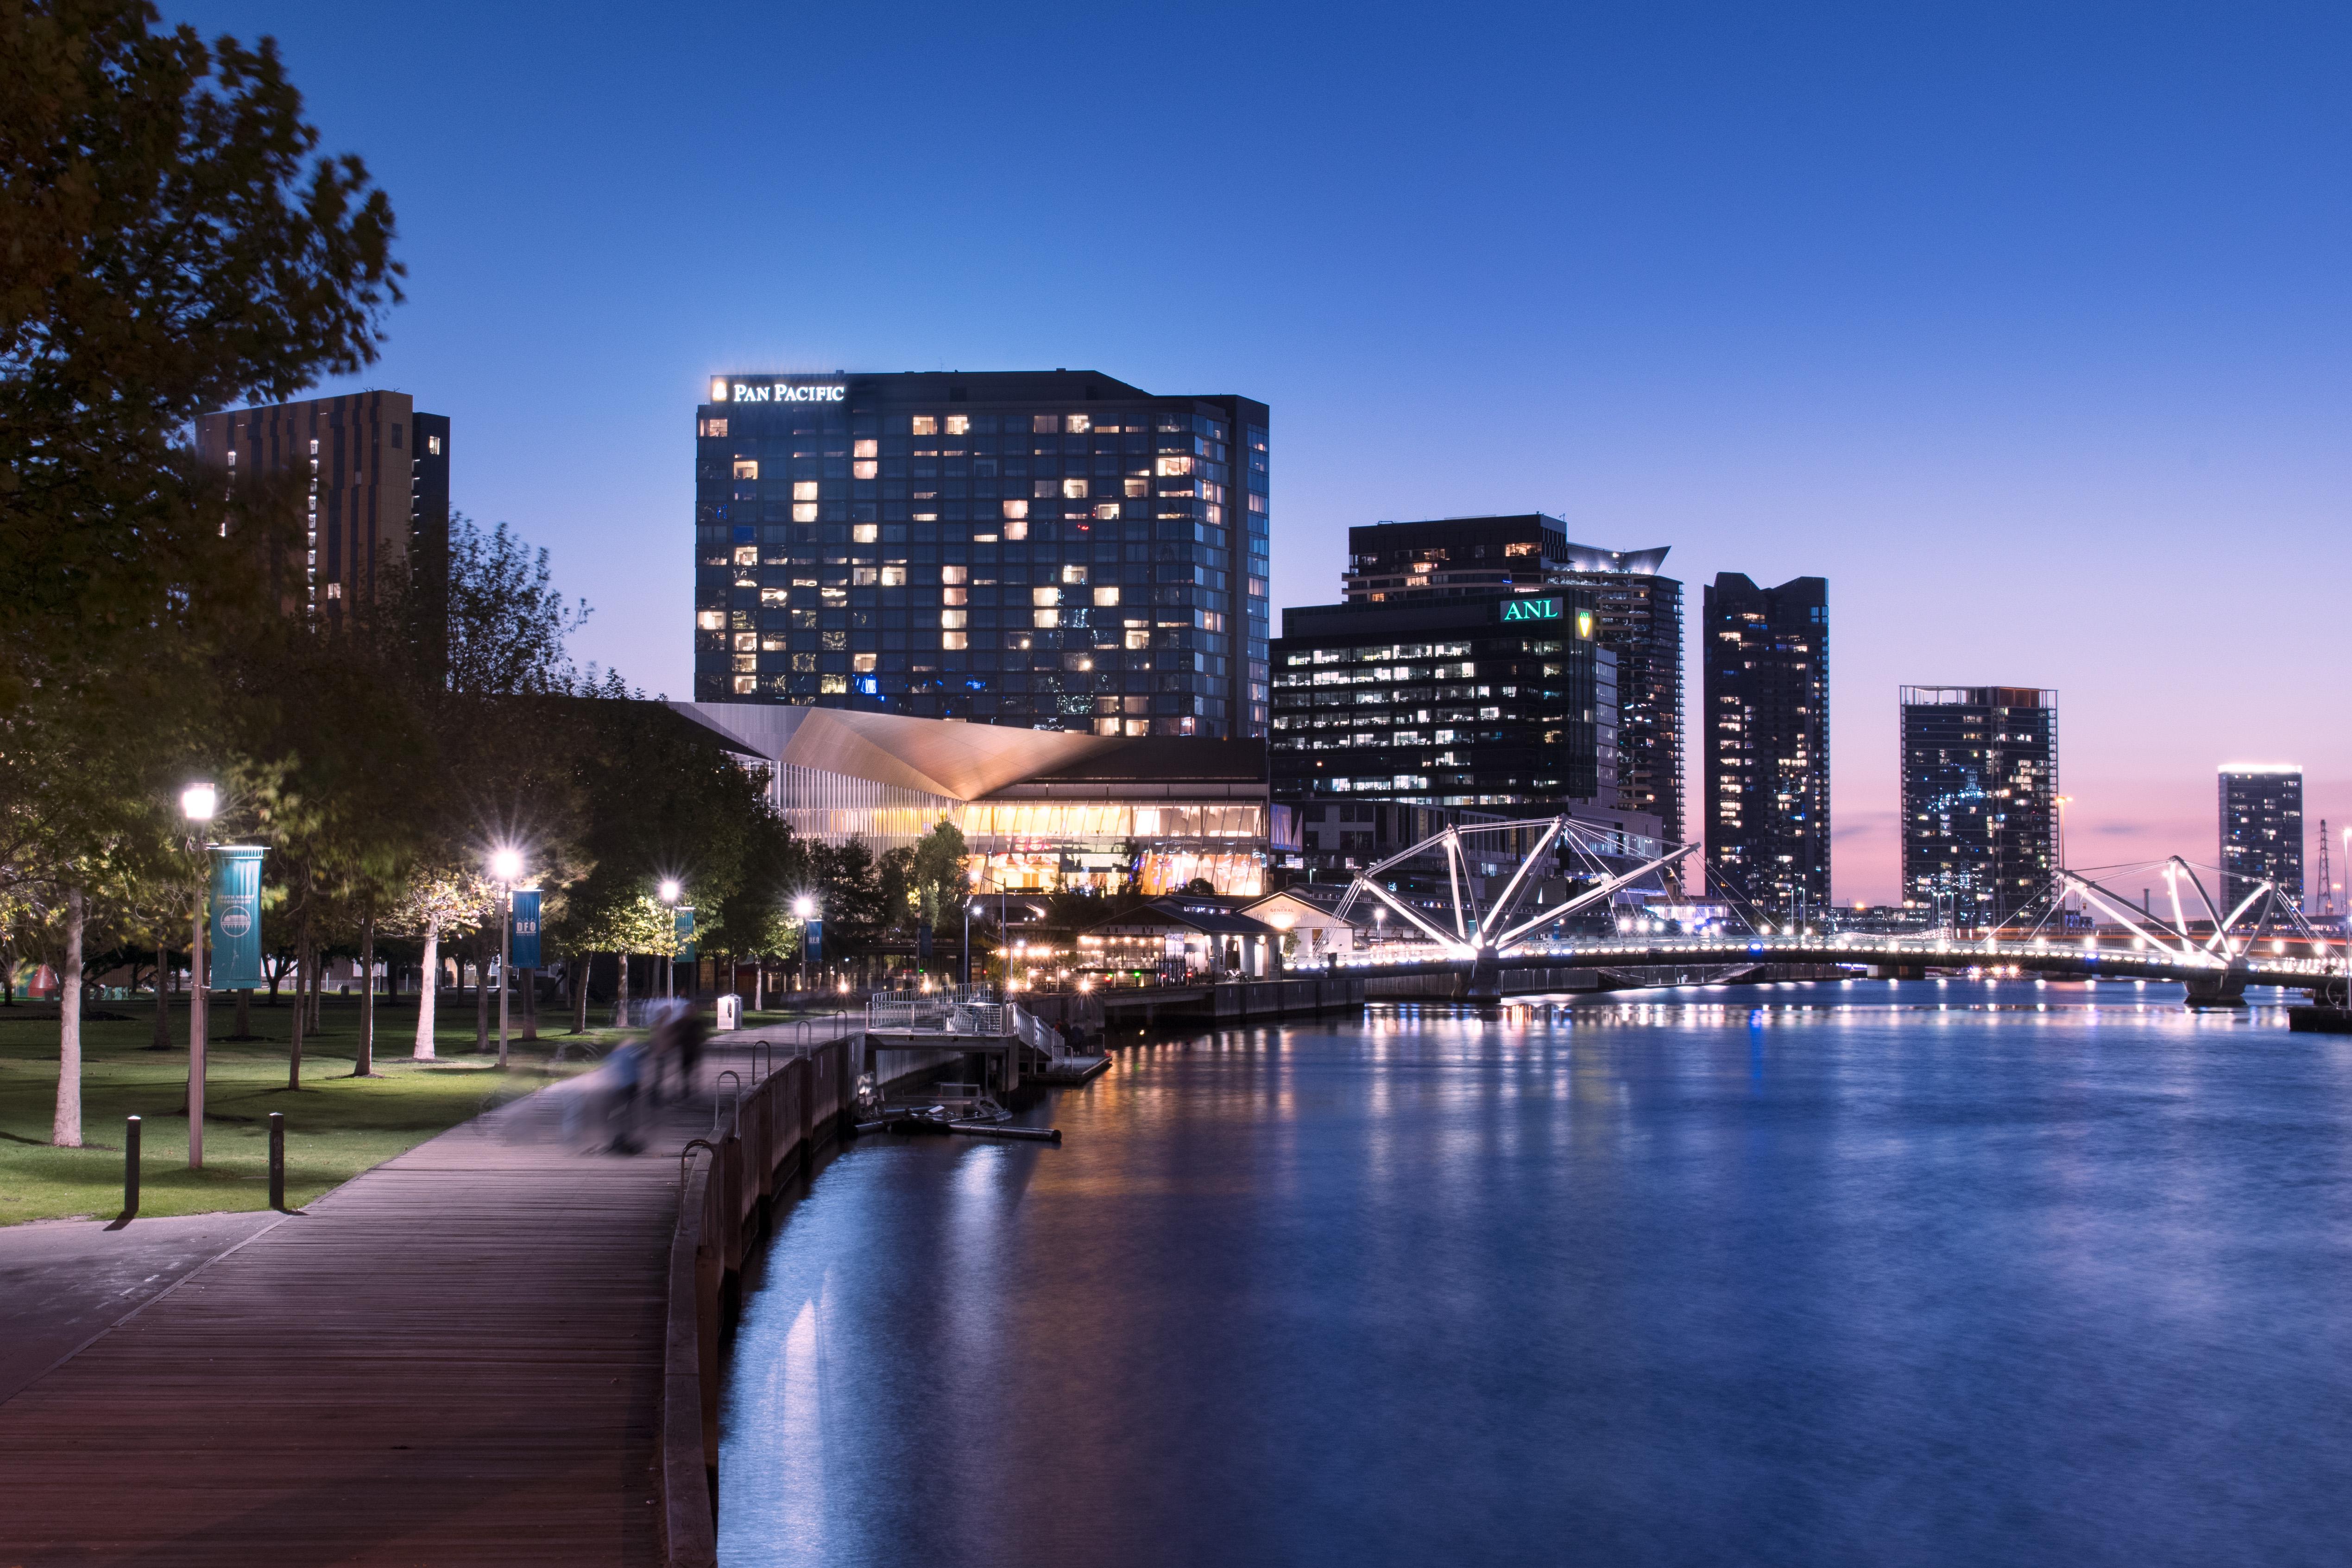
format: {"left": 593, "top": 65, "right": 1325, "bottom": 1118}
{"left": 1704, "top": 573, "right": 1828, "bottom": 922}
{"left": 193, "top": 391, "right": 451, "bottom": 665}
{"left": 694, "top": 371, "right": 1268, "bottom": 737}
{"left": 1899, "top": 686, "right": 2058, "bottom": 927}
{"left": 2218, "top": 764, "right": 2303, "bottom": 912}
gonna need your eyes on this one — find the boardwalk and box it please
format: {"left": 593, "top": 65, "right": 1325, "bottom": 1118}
{"left": 0, "top": 1033, "right": 824, "bottom": 1568}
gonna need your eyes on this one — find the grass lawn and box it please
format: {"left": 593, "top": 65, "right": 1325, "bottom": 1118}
{"left": 0, "top": 993, "right": 642, "bottom": 1227}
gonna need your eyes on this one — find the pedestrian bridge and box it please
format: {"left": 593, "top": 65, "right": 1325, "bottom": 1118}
{"left": 1320, "top": 819, "right": 2343, "bottom": 1007}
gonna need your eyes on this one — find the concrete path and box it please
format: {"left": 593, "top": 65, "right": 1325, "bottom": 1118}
{"left": 0, "top": 1031, "right": 832, "bottom": 1567}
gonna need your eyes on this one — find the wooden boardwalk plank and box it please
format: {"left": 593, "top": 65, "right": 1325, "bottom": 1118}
{"left": 0, "top": 1071, "right": 741, "bottom": 1568}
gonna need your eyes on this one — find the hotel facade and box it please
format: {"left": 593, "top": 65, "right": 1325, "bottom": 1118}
{"left": 693, "top": 370, "right": 1269, "bottom": 738}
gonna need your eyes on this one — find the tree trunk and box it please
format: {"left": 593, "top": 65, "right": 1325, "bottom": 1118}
{"left": 753, "top": 961, "right": 763, "bottom": 1011}
{"left": 52, "top": 888, "right": 83, "bottom": 1147}
{"left": 151, "top": 942, "right": 173, "bottom": 1050}
{"left": 308, "top": 937, "right": 324, "bottom": 1033}
{"left": 413, "top": 913, "right": 439, "bottom": 1060}
{"left": 473, "top": 931, "right": 489, "bottom": 1053}
{"left": 571, "top": 952, "right": 590, "bottom": 1034}
{"left": 290, "top": 919, "right": 309, "bottom": 1090}
{"left": 617, "top": 948, "right": 631, "bottom": 1024}
{"left": 522, "top": 966, "right": 538, "bottom": 1041}
{"left": 353, "top": 913, "right": 377, "bottom": 1077}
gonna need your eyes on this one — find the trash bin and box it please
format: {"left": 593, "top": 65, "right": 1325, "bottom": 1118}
{"left": 715, "top": 993, "right": 741, "bottom": 1031}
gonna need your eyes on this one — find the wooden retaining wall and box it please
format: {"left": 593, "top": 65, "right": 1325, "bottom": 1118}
{"left": 661, "top": 1033, "right": 853, "bottom": 1568}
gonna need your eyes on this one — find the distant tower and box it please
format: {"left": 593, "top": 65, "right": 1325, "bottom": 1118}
{"left": 2218, "top": 764, "right": 2303, "bottom": 913}
{"left": 2318, "top": 819, "right": 2333, "bottom": 917}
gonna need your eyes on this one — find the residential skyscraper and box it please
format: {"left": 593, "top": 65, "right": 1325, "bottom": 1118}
{"left": 1704, "top": 573, "right": 1828, "bottom": 922}
{"left": 693, "top": 371, "right": 1268, "bottom": 737}
{"left": 1900, "top": 686, "right": 2058, "bottom": 927}
{"left": 2219, "top": 764, "right": 2303, "bottom": 912}
{"left": 1338, "top": 514, "right": 1683, "bottom": 844}
{"left": 193, "top": 391, "right": 451, "bottom": 665}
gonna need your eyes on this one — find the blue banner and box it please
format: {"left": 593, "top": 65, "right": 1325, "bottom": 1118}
{"left": 675, "top": 906, "right": 696, "bottom": 962}
{"left": 917, "top": 920, "right": 933, "bottom": 963}
{"left": 208, "top": 846, "right": 265, "bottom": 990}
{"left": 803, "top": 919, "right": 823, "bottom": 965}
{"left": 510, "top": 889, "right": 541, "bottom": 969}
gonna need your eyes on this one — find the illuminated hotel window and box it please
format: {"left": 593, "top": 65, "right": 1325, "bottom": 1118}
{"left": 853, "top": 523, "right": 878, "bottom": 543}
{"left": 1033, "top": 586, "right": 1060, "bottom": 605}
{"left": 1003, "top": 522, "right": 1026, "bottom": 540}
{"left": 1065, "top": 414, "right": 1091, "bottom": 433}
{"left": 697, "top": 610, "right": 725, "bottom": 630}
{"left": 945, "top": 415, "right": 969, "bottom": 435}
{"left": 733, "top": 459, "right": 758, "bottom": 479}
{"left": 853, "top": 652, "right": 877, "bottom": 672}
{"left": 1002, "top": 500, "right": 1028, "bottom": 519}
{"left": 793, "top": 503, "right": 818, "bottom": 522}
{"left": 853, "top": 460, "right": 877, "bottom": 479}
{"left": 1093, "top": 586, "right": 1120, "bottom": 606}
{"left": 793, "top": 481, "right": 818, "bottom": 500}
{"left": 910, "top": 416, "right": 937, "bottom": 435}
{"left": 853, "top": 439, "right": 878, "bottom": 458}
{"left": 1033, "top": 415, "right": 1059, "bottom": 434}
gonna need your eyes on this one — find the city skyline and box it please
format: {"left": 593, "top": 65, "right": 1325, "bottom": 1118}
{"left": 168, "top": 0, "right": 2352, "bottom": 903}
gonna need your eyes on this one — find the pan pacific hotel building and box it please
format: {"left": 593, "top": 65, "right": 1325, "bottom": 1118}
{"left": 693, "top": 370, "right": 1270, "bottom": 739}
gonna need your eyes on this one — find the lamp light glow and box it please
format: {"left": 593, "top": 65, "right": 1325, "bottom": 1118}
{"left": 490, "top": 848, "right": 523, "bottom": 881}
{"left": 181, "top": 782, "right": 218, "bottom": 822}
{"left": 792, "top": 895, "right": 815, "bottom": 919}
{"left": 659, "top": 879, "right": 682, "bottom": 903}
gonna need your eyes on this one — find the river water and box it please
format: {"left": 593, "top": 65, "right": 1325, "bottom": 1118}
{"left": 719, "top": 980, "right": 2352, "bottom": 1567}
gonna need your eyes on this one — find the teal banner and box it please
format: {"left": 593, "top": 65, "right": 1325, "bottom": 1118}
{"left": 208, "top": 846, "right": 265, "bottom": 990}
{"left": 510, "top": 890, "right": 542, "bottom": 969}
{"left": 675, "top": 907, "right": 696, "bottom": 962}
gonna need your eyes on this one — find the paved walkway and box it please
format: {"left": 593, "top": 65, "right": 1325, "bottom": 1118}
{"left": 0, "top": 1211, "right": 283, "bottom": 1406}
{"left": 0, "top": 1034, "right": 820, "bottom": 1567}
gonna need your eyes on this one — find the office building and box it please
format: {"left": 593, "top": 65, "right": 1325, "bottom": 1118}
{"left": 1900, "top": 686, "right": 2058, "bottom": 927}
{"left": 1704, "top": 573, "right": 1829, "bottom": 922}
{"left": 1270, "top": 588, "right": 1600, "bottom": 813}
{"left": 672, "top": 703, "right": 1281, "bottom": 896}
{"left": 1340, "top": 515, "right": 1683, "bottom": 844}
{"left": 194, "top": 391, "right": 451, "bottom": 659}
{"left": 2219, "top": 764, "right": 2303, "bottom": 912}
{"left": 693, "top": 371, "right": 1268, "bottom": 737}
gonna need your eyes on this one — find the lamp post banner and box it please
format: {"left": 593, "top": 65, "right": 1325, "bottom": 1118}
{"left": 511, "top": 890, "right": 542, "bottom": 969}
{"left": 675, "top": 907, "right": 696, "bottom": 962}
{"left": 208, "top": 846, "right": 265, "bottom": 990}
{"left": 804, "top": 919, "right": 823, "bottom": 965}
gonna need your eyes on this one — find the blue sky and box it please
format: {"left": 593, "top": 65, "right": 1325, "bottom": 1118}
{"left": 172, "top": 0, "right": 2352, "bottom": 901}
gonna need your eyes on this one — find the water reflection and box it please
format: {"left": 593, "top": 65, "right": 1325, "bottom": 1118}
{"left": 721, "top": 982, "right": 2352, "bottom": 1567}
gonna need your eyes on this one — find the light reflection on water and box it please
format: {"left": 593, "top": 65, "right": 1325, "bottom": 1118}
{"left": 721, "top": 981, "right": 2352, "bottom": 1567}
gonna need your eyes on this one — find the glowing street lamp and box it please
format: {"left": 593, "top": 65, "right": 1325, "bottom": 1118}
{"left": 658, "top": 880, "right": 683, "bottom": 998}
{"left": 490, "top": 847, "right": 523, "bottom": 1068}
{"left": 181, "top": 782, "right": 216, "bottom": 1169}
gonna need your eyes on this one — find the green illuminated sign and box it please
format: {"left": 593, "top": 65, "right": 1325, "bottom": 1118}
{"left": 1499, "top": 596, "right": 1564, "bottom": 624}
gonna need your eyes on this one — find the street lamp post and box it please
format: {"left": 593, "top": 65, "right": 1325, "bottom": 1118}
{"left": 660, "top": 880, "right": 682, "bottom": 998}
{"left": 181, "top": 783, "right": 217, "bottom": 1170}
{"left": 793, "top": 895, "right": 816, "bottom": 995}
{"left": 491, "top": 848, "right": 522, "bottom": 1069}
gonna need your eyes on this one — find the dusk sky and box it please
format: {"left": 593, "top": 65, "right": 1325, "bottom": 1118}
{"left": 173, "top": 0, "right": 2352, "bottom": 905}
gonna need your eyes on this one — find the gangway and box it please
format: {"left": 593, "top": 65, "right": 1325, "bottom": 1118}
{"left": 861, "top": 986, "right": 1109, "bottom": 1091}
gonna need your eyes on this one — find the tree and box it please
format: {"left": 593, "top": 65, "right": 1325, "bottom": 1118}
{"left": 910, "top": 819, "right": 970, "bottom": 926}
{"left": 388, "top": 865, "right": 492, "bottom": 1060}
{"left": 0, "top": 0, "right": 400, "bottom": 695}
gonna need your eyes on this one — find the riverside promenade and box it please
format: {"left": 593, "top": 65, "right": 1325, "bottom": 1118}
{"left": 0, "top": 1026, "right": 842, "bottom": 1568}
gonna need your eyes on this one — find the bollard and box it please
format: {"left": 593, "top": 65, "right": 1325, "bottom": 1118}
{"left": 124, "top": 1115, "right": 141, "bottom": 1219}
{"left": 269, "top": 1112, "right": 285, "bottom": 1211}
